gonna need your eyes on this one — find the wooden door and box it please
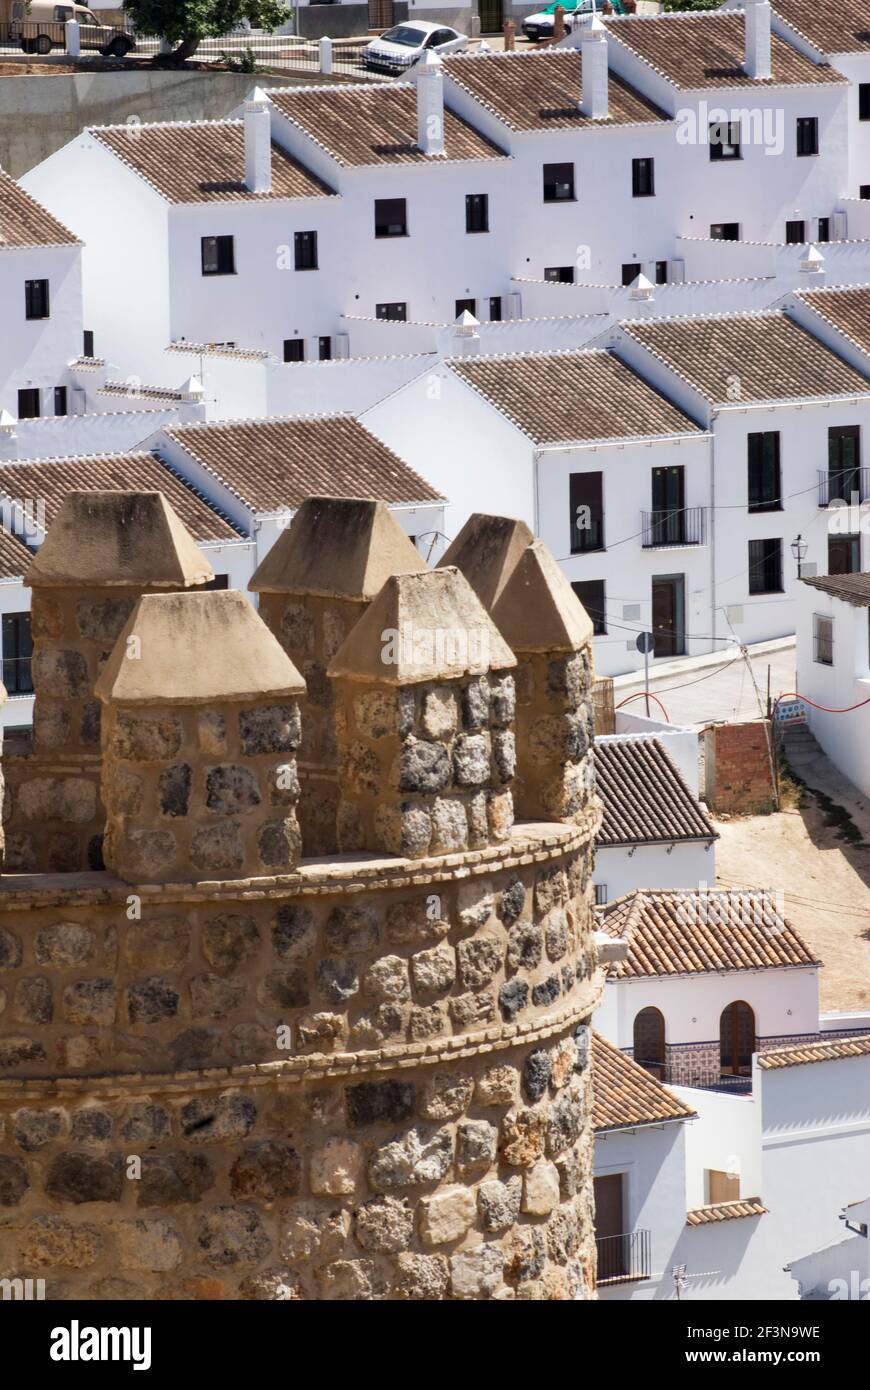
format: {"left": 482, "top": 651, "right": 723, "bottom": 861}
{"left": 652, "top": 576, "right": 684, "bottom": 658}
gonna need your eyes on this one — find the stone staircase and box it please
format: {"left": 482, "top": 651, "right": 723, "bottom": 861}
{"left": 778, "top": 722, "right": 824, "bottom": 774}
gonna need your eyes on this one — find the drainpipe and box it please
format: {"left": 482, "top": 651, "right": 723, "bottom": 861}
{"left": 709, "top": 425, "right": 717, "bottom": 656}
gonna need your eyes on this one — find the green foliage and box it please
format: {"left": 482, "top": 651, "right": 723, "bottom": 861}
{"left": 124, "top": 0, "right": 291, "bottom": 43}
{"left": 221, "top": 44, "right": 259, "bottom": 71}
{"left": 663, "top": 0, "right": 720, "bottom": 10}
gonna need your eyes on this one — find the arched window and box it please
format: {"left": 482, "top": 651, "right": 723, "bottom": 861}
{"left": 633, "top": 1007, "right": 666, "bottom": 1078}
{"left": 720, "top": 1001, "right": 756, "bottom": 1077}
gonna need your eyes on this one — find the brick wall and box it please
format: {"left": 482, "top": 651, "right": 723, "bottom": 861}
{"left": 703, "top": 720, "right": 776, "bottom": 815}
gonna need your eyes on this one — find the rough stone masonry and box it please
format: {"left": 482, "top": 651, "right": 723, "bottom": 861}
{"left": 0, "top": 492, "right": 604, "bottom": 1301}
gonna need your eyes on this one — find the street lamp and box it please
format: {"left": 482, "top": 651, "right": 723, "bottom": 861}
{"left": 790, "top": 533, "right": 808, "bottom": 579}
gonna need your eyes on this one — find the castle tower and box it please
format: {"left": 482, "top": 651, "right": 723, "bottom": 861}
{"left": 250, "top": 497, "right": 426, "bottom": 855}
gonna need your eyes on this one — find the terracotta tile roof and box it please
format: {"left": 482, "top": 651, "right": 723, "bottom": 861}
{"left": 622, "top": 312, "right": 870, "bottom": 405}
{"left": 0, "top": 526, "right": 35, "bottom": 579}
{"left": 770, "top": 0, "right": 870, "bottom": 55}
{"left": 598, "top": 889, "right": 820, "bottom": 978}
{"left": 166, "top": 342, "right": 271, "bottom": 362}
{"left": 99, "top": 382, "right": 187, "bottom": 402}
{"left": 595, "top": 738, "right": 717, "bottom": 847}
{"left": 163, "top": 416, "right": 444, "bottom": 514}
{"left": 687, "top": 1199, "right": 767, "bottom": 1226}
{"left": 591, "top": 1031, "right": 696, "bottom": 1131}
{"left": 604, "top": 12, "right": 844, "bottom": 87}
{"left": 801, "top": 572, "right": 870, "bottom": 607}
{"left": 447, "top": 350, "right": 701, "bottom": 444}
{"left": 442, "top": 49, "right": 669, "bottom": 129}
{"left": 794, "top": 285, "right": 870, "bottom": 359}
{"left": 0, "top": 169, "right": 79, "bottom": 248}
{"left": 0, "top": 455, "right": 243, "bottom": 543}
{"left": 757, "top": 1033, "right": 870, "bottom": 1069}
{"left": 266, "top": 83, "right": 506, "bottom": 166}
{"left": 92, "top": 121, "right": 335, "bottom": 203}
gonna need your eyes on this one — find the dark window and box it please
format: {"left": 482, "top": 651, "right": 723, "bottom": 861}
{"left": 283, "top": 339, "right": 305, "bottom": 362}
{"left": 710, "top": 223, "right": 740, "bottom": 241}
{"left": 543, "top": 162, "right": 574, "bottom": 202}
{"left": 375, "top": 198, "right": 407, "bottom": 237}
{"left": 377, "top": 302, "right": 408, "bottom": 321}
{"left": 709, "top": 120, "right": 740, "bottom": 160}
{"left": 786, "top": 219, "right": 805, "bottom": 244}
{"left": 829, "top": 533, "right": 860, "bottom": 575}
{"left": 796, "top": 116, "right": 819, "bottom": 156}
{"left": 201, "top": 235, "right": 235, "bottom": 276}
{"left": 17, "top": 388, "right": 40, "bottom": 419}
{"left": 53, "top": 386, "right": 67, "bottom": 416}
{"left": 83, "top": 329, "right": 94, "bottom": 358}
{"left": 571, "top": 579, "right": 606, "bottom": 635}
{"left": 632, "top": 157, "right": 655, "bottom": 197}
{"left": 294, "top": 231, "right": 318, "bottom": 271}
{"left": 2, "top": 613, "right": 32, "bottom": 695}
{"left": 570, "top": 472, "right": 604, "bottom": 554}
{"left": 621, "top": 263, "right": 641, "bottom": 287}
{"left": 829, "top": 424, "right": 861, "bottom": 502}
{"left": 861, "top": 83, "right": 870, "bottom": 120}
{"left": 318, "top": 336, "right": 332, "bottom": 361}
{"left": 814, "top": 614, "right": 834, "bottom": 666}
{"left": 455, "top": 298, "right": 476, "bottom": 318}
{"left": 488, "top": 296, "right": 502, "bottom": 322}
{"left": 747, "top": 432, "right": 781, "bottom": 512}
{"left": 544, "top": 267, "right": 574, "bottom": 284}
{"left": 862, "top": 185, "right": 870, "bottom": 200}
{"left": 201, "top": 574, "right": 230, "bottom": 591}
{"left": 655, "top": 261, "right": 668, "bottom": 285}
{"left": 25, "top": 279, "right": 49, "bottom": 320}
{"left": 465, "top": 194, "right": 489, "bottom": 233}
{"left": 748, "top": 538, "right": 783, "bottom": 594}
{"left": 818, "top": 217, "right": 830, "bottom": 243}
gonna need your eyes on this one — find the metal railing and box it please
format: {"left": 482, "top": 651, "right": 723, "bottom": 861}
{"left": 641, "top": 506, "right": 706, "bottom": 548}
{"left": 2, "top": 656, "right": 32, "bottom": 696}
{"left": 596, "top": 1229, "right": 651, "bottom": 1285}
{"left": 131, "top": 32, "right": 395, "bottom": 79}
{"left": 818, "top": 468, "right": 870, "bottom": 507}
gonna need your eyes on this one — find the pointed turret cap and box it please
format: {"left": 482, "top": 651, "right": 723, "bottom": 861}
{"left": 492, "top": 540, "right": 593, "bottom": 652}
{"left": 26, "top": 491, "right": 214, "bottom": 589}
{"left": 250, "top": 496, "right": 426, "bottom": 599}
{"left": 327, "top": 566, "right": 515, "bottom": 685}
{"left": 439, "top": 513, "right": 534, "bottom": 611}
{"left": 95, "top": 589, "right": 305, "bottom": 706}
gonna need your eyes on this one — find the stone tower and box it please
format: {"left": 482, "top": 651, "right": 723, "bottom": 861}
{"left": 0, "top": 495, "right": 603, "bottom": 1301}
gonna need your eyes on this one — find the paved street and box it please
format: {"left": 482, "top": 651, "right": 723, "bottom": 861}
{"left": 614, "top": 640, "right": 796, "bottom": 729}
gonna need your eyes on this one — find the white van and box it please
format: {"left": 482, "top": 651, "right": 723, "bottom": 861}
{"left": 6, "top": 2, "right": 135, "bottom": 56}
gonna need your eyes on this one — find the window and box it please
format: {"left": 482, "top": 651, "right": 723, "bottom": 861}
{"left": 374, "top": 198, "right": 407, "bottom": 237}
{"left": 796, "top": 116, "right": 819, "bottom": 156}
{"left": 488, "top": 296, "right": 502, "bottom": 322}
{"left": 543, "top": 162, "right": 574, "bottom": 202}
{"left": 2, "top": 613, "right": 32, "bottom": 695}
{"left": 621, "top": 262, "right": 641, "bottom": 286}
{"left": 748, "top": 538, "right": 783, "bottom": 594}
{"left": 455, "top": 298, "right": 475, "bottom": 318}
{"left": 53, "top": 386, "right": 67, "bottom": 417}
{"left": 17, "top": 388, "right": 40, "bottom": 419}
{"left": 318, "top": 336, "right": 332, "bottom": 361}
{"left": 544, "top": 267, "right": 574, "bottom": 284}
{"left": 83, "top": 329, "right": 94, "bottom": 358}
{"left": 571, "top": 579, "right": 606, "bottom": 635}
{"left": 862, "top": 186, "right": 870, "bottom": 200}
{"left": 786, "top": 219, "right": 805, "bottom": 244}
{"left": 747, "top": 432, "right": 781, "bottom": 511}
{"left": 709, "top": 120, "right": 741, "bottom": 160}
{"left": 814, "top": 614, "right": 834, "bottom": 666}
{"left": 25, "top": 279, "right": 49, "bottom": 320}
{"left": 828, "top": 424, "right": 861, "bottom": 502}
{"left": 294, "top": 231, "right": 317, "bottom": 271}
{"left": 376, "top": 302, "right": 408, "bottom": 322}
{"left": 201, "top": 235, "right": 235, "bottom": 276}
{"left": 720, "top": 1000, "right": 755, "bottom": 1077}
{"left": 655, "top": 260, "right": 668, "bottom": 285}
{"left": 828, "top": 533, "right": 860, "bottom": 575}
{"left": 706, "top": 1169, "right": 740, "bottom": 1204}
{"left": 710, "top": 223, "right": 740, "bottom": 240}
{"left": 818, "top": 216, "right": 830, "bottom": 243}
{"left": 202, "top": 574, "right": 230, "bottom": 591}
{"left": 861, "top": 83, "right": 870, "bottom": 120}
{"left": 632, "top": 156, "right": 655, "bottom": 197}
{"left": 570, "top": 472, "right": 604, "bottom": 554}
{"left": 465, "top": 194, "right": 488, "bottom": 233}
{"left": 594, "top": 883, "right": 608, "bottom": 906}
{"left": 283, "top": 339, "right": 305, "bottom": 363}
{"left": 633, "top": 1007, "right": 665, "bottom": 1078}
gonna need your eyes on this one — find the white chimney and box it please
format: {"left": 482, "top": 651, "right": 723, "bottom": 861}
{"left": 628, "top": 271, "right": 654, "bottom": 302}
{"left": 800, "top": 244, "right": 825, "bottom": 274}
{"left": 244, "top": 96, "right": 272, "bottom": 194}
{"left": 579, "top": 13, "right": 608, "bottom": 120}
{"left": 744, "top": 0, "right": 772, "bottom": 81}
{"left": 416, "top": 50, "right": 445, "bottom": 156}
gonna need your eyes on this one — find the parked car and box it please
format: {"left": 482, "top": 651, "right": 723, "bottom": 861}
{"left": 7, "top": 2, "right": 136, "bottom": 56}
{"left": 521, "top": 0, "right": 620, "bottom": 43}
{"left": 363, "top": 21, "right": 467, "bottom": 76}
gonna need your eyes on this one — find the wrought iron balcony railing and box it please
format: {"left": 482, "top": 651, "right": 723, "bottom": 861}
{"left": 818, "top": 468, "right": 870, "bottom": 507}
{"left": 641, "top": 506, "right": 706, "bottom": 548}
{"left": 596, "top": 1229, "right": 652, "bottom": 1286}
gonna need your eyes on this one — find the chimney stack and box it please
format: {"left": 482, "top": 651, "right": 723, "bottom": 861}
{"left": 244, "top": 95, "right": 272, "bottom": 194}
{"left": 744, "top": 0, "right": 772, "bottom": 80}
{"left": 579, "top": 13, "right": 609, "bottom": 120}
{"left": 415, "top": 50, "right": 445, "bottom": 156}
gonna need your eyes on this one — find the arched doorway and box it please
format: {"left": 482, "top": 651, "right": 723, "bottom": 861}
{"left": 720, "top": 1001, "right": 756, "bottom": 1077}
{"left": 633, "top": 1007, "right": 666, "bottom": 1079}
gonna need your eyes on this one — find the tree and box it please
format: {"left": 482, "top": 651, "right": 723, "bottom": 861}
{"left": 124, "top": 0, "right": 292, "bottom": 61}
{"left": 663, "top": 0, "right": 720, "bottom": 10}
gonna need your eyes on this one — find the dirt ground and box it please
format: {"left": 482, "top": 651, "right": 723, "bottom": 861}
{"left": 714, "top": 798, "right": 870, "bottom": 1012}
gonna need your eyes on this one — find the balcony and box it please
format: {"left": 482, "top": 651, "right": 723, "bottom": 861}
{"left": 818, "top": 468, "right": 870, "bottom": 507}
{"left": 596, "top": 1229, "right": 652, "bottom": 1286}
{"left": 641, "top": 506, "right": 706, "bottom": 549}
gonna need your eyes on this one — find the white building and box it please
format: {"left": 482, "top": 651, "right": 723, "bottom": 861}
{"left": 795, "top": 571, "right": 870, "bottom": 797}
{"left": 786, "top": 1194, "right": 870, "bottom": 1300}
